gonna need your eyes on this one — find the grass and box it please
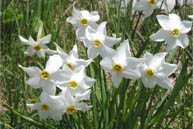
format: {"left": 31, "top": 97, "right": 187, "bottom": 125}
{"left": 1, "top": 0, "right": 192, "bottom": 129}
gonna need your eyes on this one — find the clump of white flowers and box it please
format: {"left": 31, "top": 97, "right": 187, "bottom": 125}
{"left": 20, "top": 45, "right": 95, "bottom": 120}
{"left": 18, "top": 1, "right": 192, "bottom": 120}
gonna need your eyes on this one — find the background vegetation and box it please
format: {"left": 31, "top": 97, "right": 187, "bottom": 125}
{"left": 0, "top": 0, "right": 192, "bottom": 129}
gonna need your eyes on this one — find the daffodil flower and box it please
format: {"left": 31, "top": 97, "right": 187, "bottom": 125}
{"left": 55, "top": 43, "right": 92, "bottom": 70}
{"left": 66, "top": 3, "right": 99, "bottom": 40}
{"left": 59, "top": 88, "right": 92, "bottom": 115}
{"left": 138, "top": 52, "right": 177, "bottom": 89}
{"left": 150, "top": 14, "right": 192, "bottom": 51}
{"left": 133, "top": 0, "right": 160, "bottom": 18}
{"left": 100, "top": 40, "right": 143, "bottom": 87}
{"left": 58, "top": 66, "right": 95, "bottom": 96}
{"left": 27, "top": 92, "right": 65, "bottom": 120}
{"left": 81, "top": 22, "right": 121, "bottom": 59}
{"left": 19, "top": 34, "right": 56, "bottom": 58}
{"left": 19, "top": 55, "right": 63, "bottom": 94}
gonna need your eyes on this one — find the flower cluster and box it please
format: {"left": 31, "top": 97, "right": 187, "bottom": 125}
{"left": 19, "top": 44, "right": 95, "bottom": 120}
{"left": 19, "top": 1, "right": 192, "bottom": 120}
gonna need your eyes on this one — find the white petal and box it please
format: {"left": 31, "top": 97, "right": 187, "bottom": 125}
{"left": 100, "top": 45, "right": 116, "bottom": 58}
{"left": 51, "top": 70, "right": 67, "bottom": 84}
{"left": 19, "top": 35, "right": 31, "bottom": 45}
{"left": 69, "top": 44, "right": 78, "bottom": 58}
{"left": 97, "top": 22, "right": 107, "bottom": 35}
{"left": 104, "top": 36, "right": 121, "bottom": 47}
{"left": 188, "top": 15, "right": 193, "bottom": 19}
{"left": 100, "top": 57, "right": 113, "bottom": 72}
{"left": 85, "top": 26, "right": 96, "bottom": 41}
{"left": 36, "top": 50, "right": 46, "bottom": 58}
{"left": 165, "top": 36, "right": 178, "bottom": 51}
{"left": 168, "top": 14, "right": 183, "bottom": 29}
{"left": 45, "top": 55, "right": 63, "bottom": 74}
{"left": 19, "top": 65, "right": 41, "bottom": 76}
{"left": 150, "top": 29, "right": 170, "bottom": 42}
{"left": 76, "top": 90, "right": 91, "bottom": 101}
{"left": 133, "top": 1, "right": 148, "bottom": 10}
{"left": 137, "top": 63, "right": 148, "bottom": 78}
{"left": 142, "top": 77, "right": 156, "bottom": 88}
{"left": 80, "top": 10, "right": 89, "bottom": 18}
{"left": 72, "top": 4, "right": 81, "bottom": 17}
{"left": 38, "top": 110, "right": 49, "bottom": 119}
{"left": 50, "top": 113, "right": 63, "bottom": 120}
{"left": 27, "top": 77, "right": 41, "bottom": 89}
{"left": 148, "top": 52, "right": 167, "bottom": 70}
{"left": 157, "top": 15, "right": 173, "bottom": 31}
{"left": 180, "top": 21, "right": 192, "bottom": 34}
{"left": 155, "top": 77, "right": 173, "bottom": 89}
{"left": 112, "top": 73, "right": 122, "bottom": 88}
{"left": 77, "top": 102, "right": 92, "bottom": 112}
{"left": 76, "top": 58, "right": 92, "bottom": 67}
{"left": 169, "top": 14, "right": 181, "bottom": 24}
{"left": 27, "top": 103, "right": 40, "bottom": 110}
{"left": 112, "top": 44, "right": 128, "bottom": 66}
{"left": 88, "top": 11, "right": 100, "bottom": 22}
{"left": 177, "top": 34, "right": 189, "bottom": 48}
{"left": 156, "top": 62, "right": 177, "bottom": 77}
{"left": 38, "top": 34, "right": 51, "bottom": 44}
{"left": 144, "top": 52, "right": 153, "bottom": 59}
{"left": 28, "top": 36, "right": 37, "bottom": 45}
{"left": 118, "top": 40, "right": 131, "bottom": 56}
{"left": 127, "top": 57, "right": 145, "bottom": 69}
{"left": 87, "top": 46, "right": 99, "bottom": 59}
{"left": 81, "top": 37, "right": 93, "bottom": 48}
{"left": 144, "top": 8, "right": 154, "bottom": 18}
{"left": 45, "top": 48, "right": 57, "bottom": 55}
{"left": 40, "top": 81, "right": 56, "bottom": 95}
{"left": 122, "top": 68, "right": 141, "bottom": 80}
{"left": 40, "top": 91, "right": 49, "bottom": 102}
{"left": 24, "top": 46, "right": 35, "bottom": 56}
{"left": 84, "top": 76, "right": 95, "bottom": 86}
{"left": 88, "top": 22, "right": 98, "bottom": 30}
{"left": 76, "top": 27, "right": 86, "bottom": 41}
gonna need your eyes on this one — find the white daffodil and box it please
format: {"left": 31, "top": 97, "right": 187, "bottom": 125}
{"left": 188, "top": 15, "right": 193, "bottom": 19}
{"left": 81, "top": 22, "right": 121, "bottom": 59}
{"left": 66, "top": 3, "right": 99, "bottom": 40}
{"left": 100, "top": 40, "right": 143, "bottom": 87}
{"left": 19, "top": 34, "right": 56, "bottom": 58}
{"left": 58, "top": 66, "right": 95, "bottom": 96}
{"left": 133, "top": 0, "right": 160, "bottom": 18}
{"left": 59, "top": 88, "right": 92, "bottom": 115}
{"left": 138, "top": 52, "right": 177, "bottom": 89}
{"left": 150, "top": 14, "right": 192, "bottom": 51}
{"left": 27, "top": 92, "right": 65, "bottom": 120}
{"left": 55, "top": 43, "right": 92, "bottom": 70}
{"left": 19, "top": 55, "right": 63, "bottom": 94}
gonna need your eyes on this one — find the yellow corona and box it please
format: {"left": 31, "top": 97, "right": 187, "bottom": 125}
{"left": 93, "top": 40, "right": 102, "bottom": 48}
{"left": 80, "top": 18, "right": 88, "bottom": 26}
{"left": 112, "top": 64, "right": 123, "bottom": 74}
{"left": 66, "top": 106, "right": 77, "bottom": 114}
{"left": 40, "top": 70, "right": 50, "bottom": 80}
{"left": 145, "top": 69, "right": 155, "bottom": 78}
